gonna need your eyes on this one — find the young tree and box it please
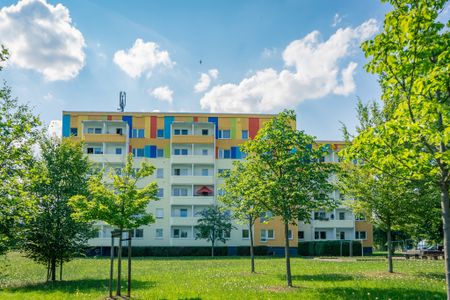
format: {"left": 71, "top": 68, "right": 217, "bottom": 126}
{"left": 69, "top": 154, "right": 158, "bottom": 297}
{"left": 21, "top": 137, "right": 95, "bottom": 281}
{"left": 0, "top": 46, "right": 41, "bottom": 255}
{"left": 338, "top": 163, "right": 431, "bottom": 272}
{"left": 219, "top": 161, "right": 264, "bottom": 272}
{"left": 194, "top": 205, "right": 235, "bottom": 257}
{"left": 342, "top": 0, "right": 450, "bottom": 295}
{"left": 241, "top": 110, "right": 336, "bottom": 287}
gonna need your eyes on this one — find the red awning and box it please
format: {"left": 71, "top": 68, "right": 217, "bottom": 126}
{"left": 196, "top": 186, "right": 213, "bottom": 194}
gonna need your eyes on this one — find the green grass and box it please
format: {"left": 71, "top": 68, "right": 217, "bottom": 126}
{"left": 0, "top": 252, "right": 446, "bottom": 299}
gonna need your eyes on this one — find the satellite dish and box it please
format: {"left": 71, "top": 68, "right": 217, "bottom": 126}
{"left": 118, "top": 91, "right": 126, "bottom": 112}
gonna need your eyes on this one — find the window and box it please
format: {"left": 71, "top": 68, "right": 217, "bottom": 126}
{"left": 218, "top": 130, "right": 231, "bottom": 139}
{"left": 87, "top": 147, "right": 94, "bottom": 154}
{"left": 218, "top": 169, "right": 230, "bottom": 177}
{"left": 94, "top": 147, "right": 103, "bottom": 154}
{"left": 218, "top": 149, "right": 231, "bottom": 159}
{"left": 355, "top": 231, "right": 367, "bottom": 240}
{"left": 156, "top": 168, "right": 164, "bottom": 178}
{"left": 174, "top": 168, "right": 188, "bottom": 176}
{"left": 87, "top": 128, "right": 94, "bottom": 134}
{"left": 288, "top": 229, "right": 293, "bottom": 240}
{"left": 314, "top": 211, "right": 327, "bottom": 220}
{"left": 156, "top": 208, "right": 164, "bottom": 219}
{"left": 116, "top": 128, "right": 123, "bottom": 135}
{"left": 136, "top": 148, "right": 144, "bottom": 157}
{"left": 132, "top": 129, "right": 145, "bottom": 138}
{"left": 94, "top": 128, "right": 102, "bottom": 134}
{"left": 180, "top": 230, "right": 188, "bottom": 238}
{"left": 174, "top": 129, "right": 189, "bottom": 135}
{"left": 242, "top": 229, "right": 249, "bottom": 239}
{"left": 202, "top": 149, "right": 208, "bottom": 156}
{"left": 339, "top": 212, "right": 346, "bottom": 220}
{"left": 155, "top": 228, "right": 163, "bottom": 239}
{"left": 173, "top": 229, "right": 180, "bottom": 238}
{"left": 70, "top": 128, "right": 78, "bottom": 136}
{"left": 174, "top": 149, "right": 188, "bottom": 156}
{"left": 157, "top": 188, "right": 164, "bottom": 198}
{"left": 172, "top": 228, "right": 189, "bottom": 238}
{"left": 134, "top": 229, "right": 144, "bottom": 238}
{"left": 260, "top": 229, "right": 274, "bottom": 242}
{"left": 157, "top": 149, "right": 164, "bottom": 157}
{"left": 222, "top": 230, "right": 231, "bottom": 239}
{"left": 314, "top": 231, "right": 327, "bottom": 240}
{"left": 201, "top": 169, "right": 209, "bottom": 176}
{"left": 202, "top": 129, "right": 208, "bottom": 136}
{"left": 241, "top": 130, "right": 248, "bottom": 139}
{"left": 180, "top": 208, "right": 188, "bottom": 217}
{"left": 298, "top": 231, "right": 305, "bottom": 240}
{"left": 173, "top": 188, "right": 188, "bottom": 196}
{"left": 115, "top": 148, "right": 122, "bottom": 155}
{"left": 157, "top": 129, "right": 164, "bottom": 138}
{"left": 338, "top": 231, "right": 346, "bottom": 240}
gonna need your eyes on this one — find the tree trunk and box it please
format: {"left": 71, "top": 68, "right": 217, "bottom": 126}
{"left": 284, "top": 222, "right": 292, "bottom": 287}
{"left": 249, "top": 219, "right": 255, "bottom": 273}
{"left": 117, "top": 230, "right": 122, "bottom": 296}
{"left": 440, "top": 179, "right": 450, "bottom": 300}
{"left": 51, "top": 256, "right": 56, "bottom": 281}
{"left": 59, "top": 258, "right": 63, "bottom": 281}
{"left": 46, "top": 260, "right": 51, "bottom": 282}
{"left": 387, "top": 226, "right": 393, "bottom": 273}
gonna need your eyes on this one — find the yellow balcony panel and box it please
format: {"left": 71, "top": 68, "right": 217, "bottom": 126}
{"left": 83, "top": 134, "right": 126, "bottom": 143}
{"left": 172, "top": 135, "right": 214, "bottom": 144}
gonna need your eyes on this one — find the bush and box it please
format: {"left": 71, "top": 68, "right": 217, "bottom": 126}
{"left": 298, "top": 241, "right": 363, "bottom": 256}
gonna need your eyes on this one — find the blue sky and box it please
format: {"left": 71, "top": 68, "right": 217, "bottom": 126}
{"left": 0, "top": 0, "right": 395, "bottom": 139}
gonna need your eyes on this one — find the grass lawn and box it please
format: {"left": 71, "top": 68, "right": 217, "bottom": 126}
{"left": 0, "top": 252, "right": 446, "bottom": 299}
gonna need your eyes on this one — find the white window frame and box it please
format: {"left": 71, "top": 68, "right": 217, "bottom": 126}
{"left": 155, "top": 228, "right": 163, "bottom": 239}
{"left": 156, "top": 208, "right": 164, "bottom": 219}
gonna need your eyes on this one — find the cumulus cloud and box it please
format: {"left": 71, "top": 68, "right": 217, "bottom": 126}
{"left": 0, "top": 0, "right": 86, "bottom": 81}
{"left": 194, "top": 68, "right": 219, "bottom": 93}
{"left": 150, "top": 86, "right": 173, "bottom": 104}
{"left": 200, "top": 19, "right": 378, "bottom": 113}
{"left": 113, "top": 39, "right": 174, "bottom": 78}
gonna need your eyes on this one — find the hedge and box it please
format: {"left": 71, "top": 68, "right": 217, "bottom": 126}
{"left": 86, "top": 246, "right": 271, "bottom": 257}
{"left": 298, "top": 241, "right": 363, "bottom": 256}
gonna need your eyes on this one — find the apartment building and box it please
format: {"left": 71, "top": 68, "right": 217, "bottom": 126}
{"left": 62, "top": 111, "right": 373, "bottom": 254}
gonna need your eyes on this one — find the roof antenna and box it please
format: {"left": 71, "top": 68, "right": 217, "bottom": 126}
{"left": 118, "top": 91, "right": 126, "bottom": 112}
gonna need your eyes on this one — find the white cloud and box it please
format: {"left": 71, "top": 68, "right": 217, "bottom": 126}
{"left": 113, "top": 39, "right": 174, "bottom": 78}
{"left": 0, "top": 0, "right": 86, "bottom": 81}
{"left": 194, "top": 69, "right": 219, "bottom": 93}
{"left": 261, "top": 47, "right": 277, "bottom": 58}
{"left": 150, "top": 86, "right": 173, "bottom": 104}
{"left": 48, "top": 120, "right": 61, "bottom": 138}
{"left": 332, "top": 13, "right": 343, "bottom": 27}
{"left": 200, "top": 19, "right": 378, "bottom": 113}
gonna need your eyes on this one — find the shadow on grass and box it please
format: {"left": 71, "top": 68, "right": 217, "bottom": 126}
{"left": 3, "top": 278, "right": 155, "bottom": 294}
{"left": 314, "top": 286, "right": 446, "bottom": 299}
{"left": 416, "top": 272, "right": 446, "bottom": 281}
{"left": 280, "top": 273, "right": 356, "bottom": 282}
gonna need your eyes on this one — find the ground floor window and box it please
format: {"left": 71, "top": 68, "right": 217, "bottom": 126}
{"left": 260, "top": 229, "right": 274, "bottom": 242}
{"left": 314, "top": 231, "right": 327, "bottom": 240}
{"left": 242, "top": 229, "right": 249, "bottom": 239}
{"left": 355, "top": 231, "right": 367, "bottom": 240}
{"left": 298, "top": 231, "right": 304, "bottom": 239}
{"left": 155, "top": 228, "right": 163, "bottom": 239}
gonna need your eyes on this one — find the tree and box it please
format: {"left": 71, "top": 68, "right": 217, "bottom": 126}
{"left": 21, "top": 137, "right": 95, "bottom": 281}
{"left": 342, "top": 0, "right": 450, "bottom": 295}
{"left": 194, "top": 205, "right": 235, "bottom": 257}
{"left": 0, "top": 45, "right": 41, "bottom": 255}
{"left": 241, "top": 110, "right": 336, "bottom": 287}
{"left": 338, "top": 163, "right": 430, "bottom": 272}
{"left": 219, "top": 161, "right": 264, "bottom": 272}
{"left": 69, "top": 154, "right": 158, "bottom": 297}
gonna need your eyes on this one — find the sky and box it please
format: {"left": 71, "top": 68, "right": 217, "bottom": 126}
{"left": 0, "top": 0, "right": 398, "bottom": 139}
